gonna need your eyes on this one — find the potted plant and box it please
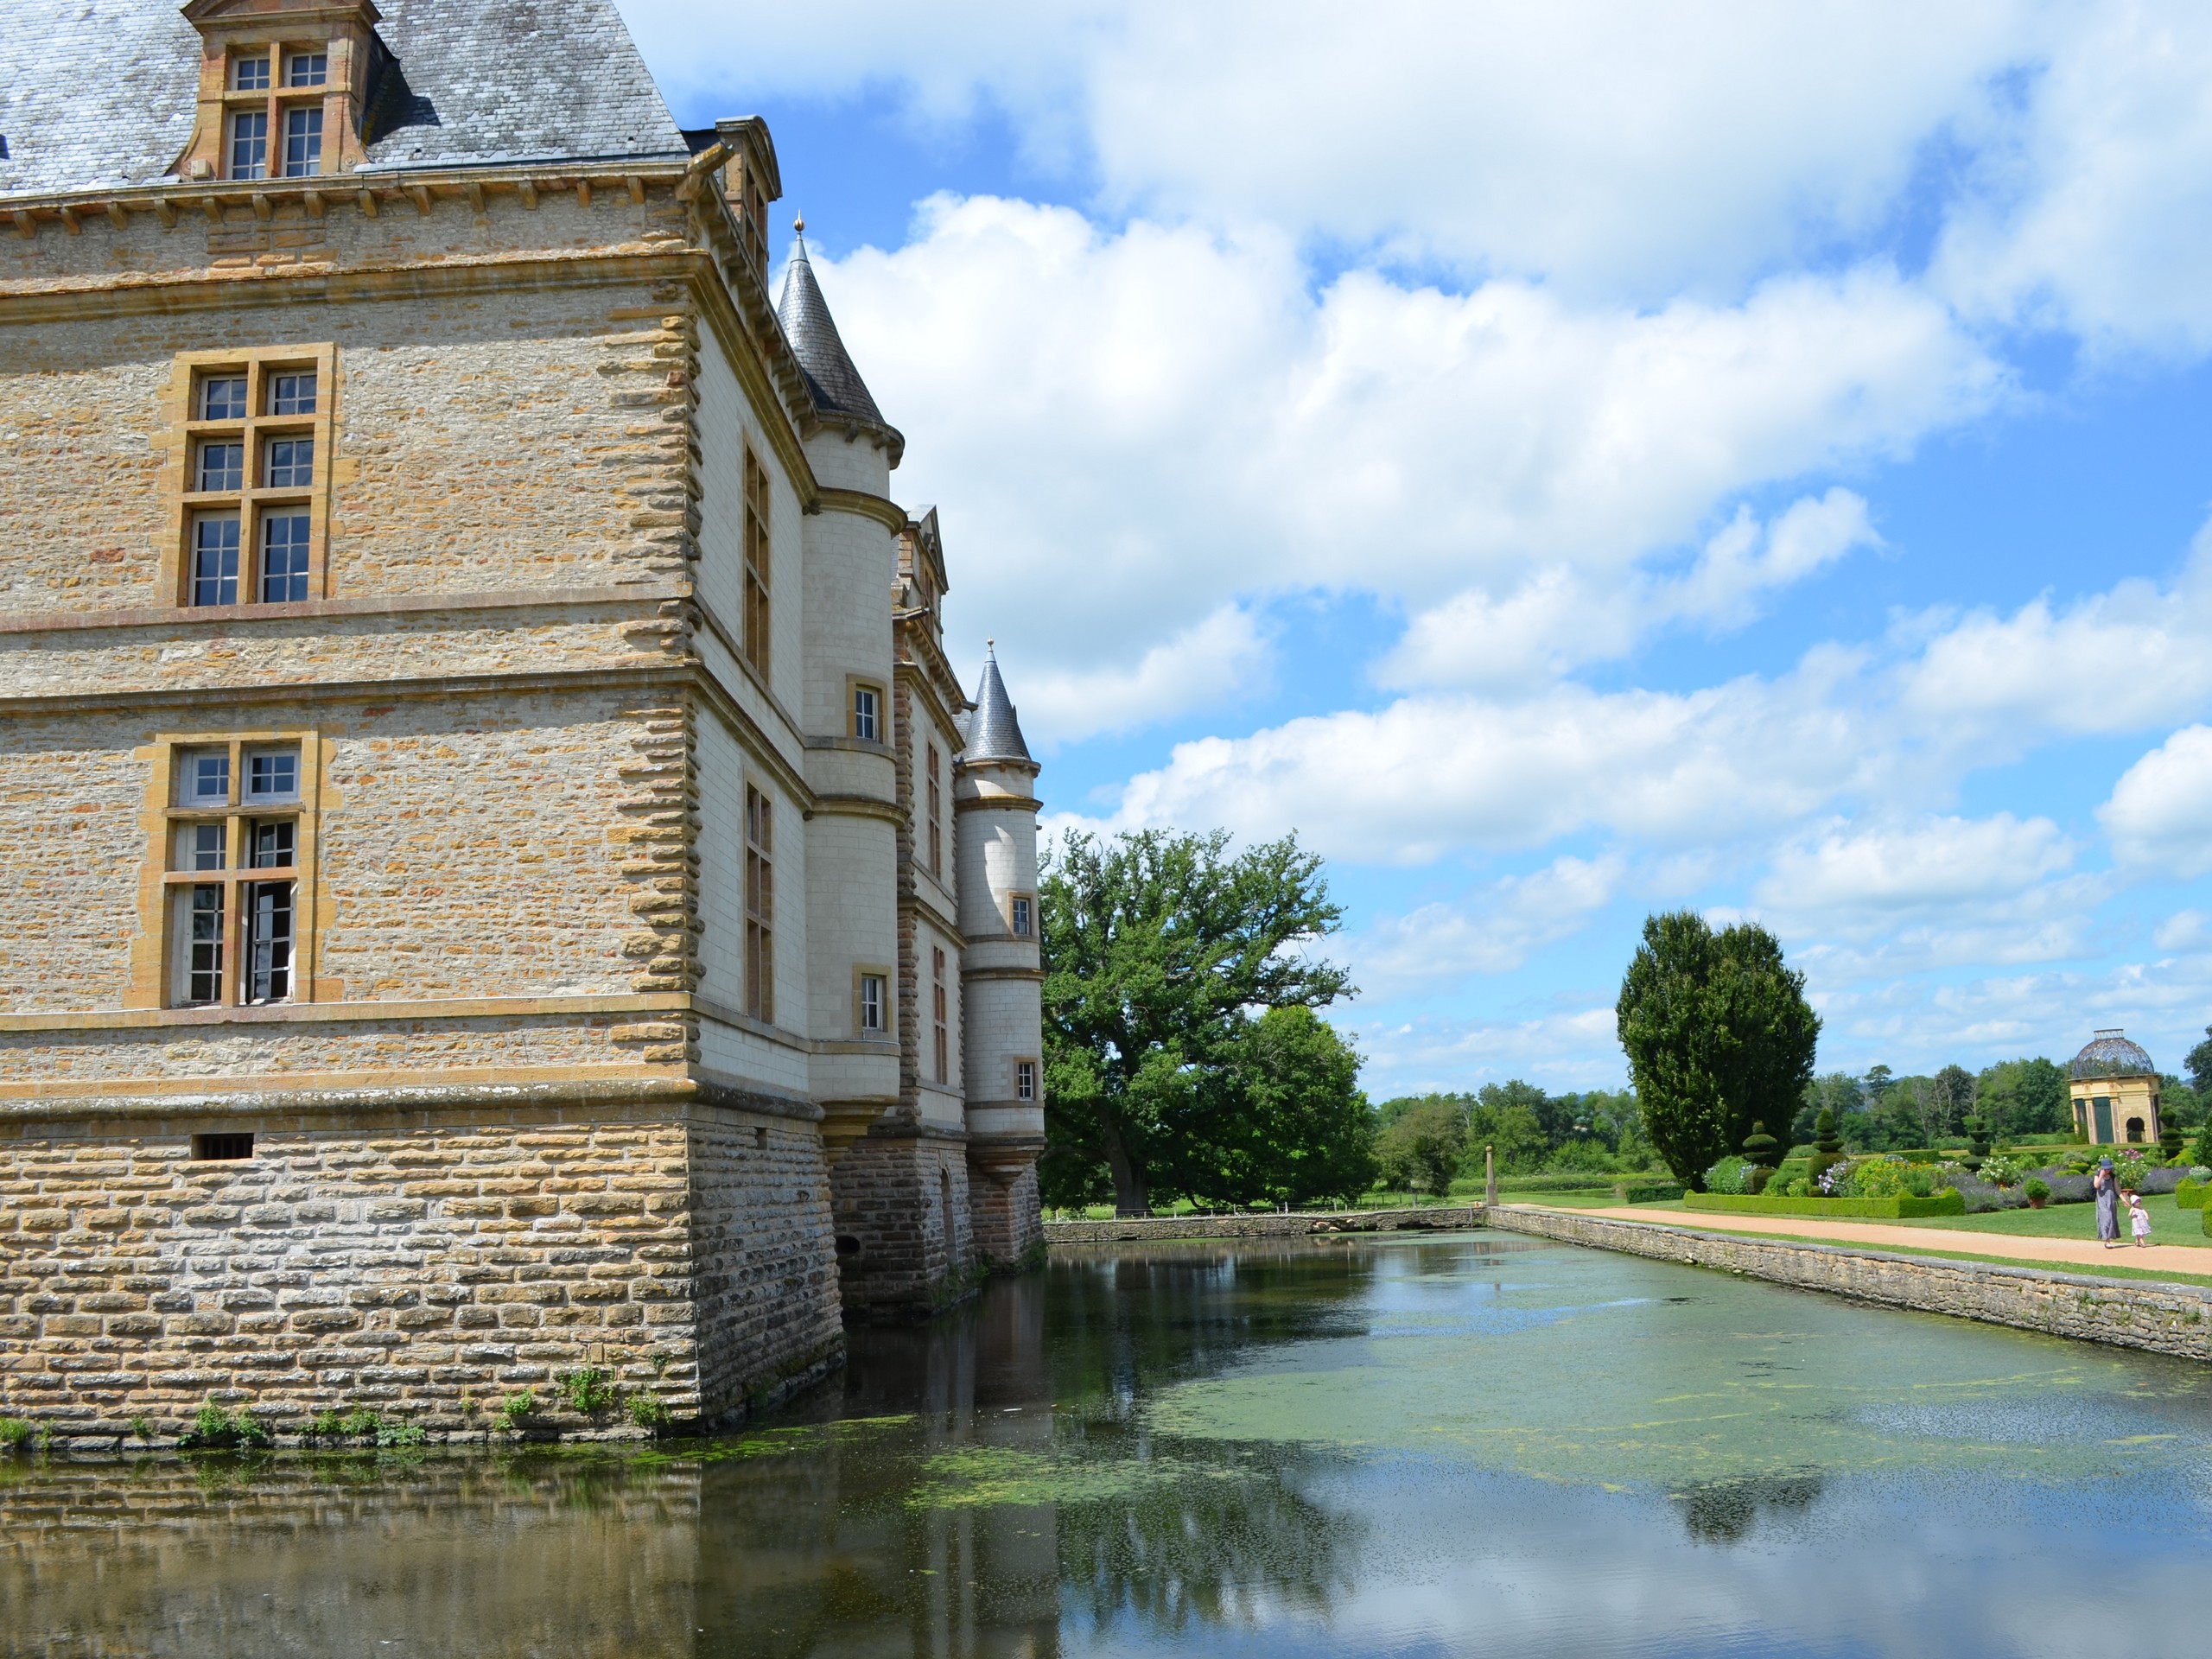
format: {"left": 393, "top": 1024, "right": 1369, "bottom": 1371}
{"left": 2024, "top": 1177, "right": 2050, "bottom": 1211}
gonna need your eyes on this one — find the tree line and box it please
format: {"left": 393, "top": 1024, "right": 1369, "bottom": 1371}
{"left": 1035, "top": 833, "right": 2212, "bottom": 1211}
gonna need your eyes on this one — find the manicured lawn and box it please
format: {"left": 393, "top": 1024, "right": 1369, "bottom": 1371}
{"left": 1623, "top": 1192, "right": 2208, "bottom": 1247}
{"left": 1912, "top": 1193, "right": 2207, "bottom": 1248}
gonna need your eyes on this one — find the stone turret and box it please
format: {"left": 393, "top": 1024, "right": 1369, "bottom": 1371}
{"left": 956, "top": 645, "right": 1046, "bottom": 1263}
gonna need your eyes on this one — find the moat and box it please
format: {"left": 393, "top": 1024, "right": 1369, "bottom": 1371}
{"left": 7, "top": 1235, "right": 2211, "bottom": 1657}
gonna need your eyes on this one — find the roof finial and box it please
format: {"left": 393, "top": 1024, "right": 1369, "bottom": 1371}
{"left": 987, "top": 636, "right": 995, "bottom": 655}
{"left": 792, "top": 213, "right": 804, "bottom": 237}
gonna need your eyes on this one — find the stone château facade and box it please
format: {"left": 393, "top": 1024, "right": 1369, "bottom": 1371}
{"left": 0, "top": 0, "right": 1044, "bottom": 1442}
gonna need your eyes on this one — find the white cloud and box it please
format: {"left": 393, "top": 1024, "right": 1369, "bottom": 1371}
{"left": 1379, "top": 488, "right": 1879, "bottom": 689}
{"left": 1351, "top": 855, "right": 1626, "bottom": 996}
{"left": 1756, "top": 814, "right": 2074, "bottom": 922}
{"left": 1934, "top": 9, "right": 2212, "bottom": 355}
{"left": 628, "top": 0, "right": 2037, "bottom": 299}
{"left": 1343, "top": 1002, "right": 1629, "bottom": 1097}
{"left": 812, "top": 200, "right": 1995, "bottom": 734}
{"left": 2101, "top": 724, "right": 2212, "bottom": 877}
{"left": 1009, "top": 604, "right": 1273, "bottom": 747}
{"left": 2155, "top": 909, "right": 2212, "bottom": 950}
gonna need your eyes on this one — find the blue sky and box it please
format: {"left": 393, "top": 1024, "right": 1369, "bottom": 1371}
{"left": 622, "top": 2, "right": 2212, "bottom": 1097}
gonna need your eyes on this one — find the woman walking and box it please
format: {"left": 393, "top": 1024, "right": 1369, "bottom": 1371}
{"left": 2094, "top": 1158, "right": 2120, "bottom": 1249}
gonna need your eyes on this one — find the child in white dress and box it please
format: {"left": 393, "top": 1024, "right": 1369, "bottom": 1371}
{"left": 2126, "top": 1192, "right": 2152, "bottom": 1247}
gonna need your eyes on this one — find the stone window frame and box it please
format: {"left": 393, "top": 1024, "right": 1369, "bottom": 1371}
{"left": 847, "top": 677, "right": 885, "bottom": 743}
{"left": 853, "top": 964, "right": 890, "bottom": 1036}
{"left": 745, "top": 782, "right": 776, "bottom": 1026}
{"left": 1014, "top": 1058, "right": 1039, "bottom": 1103}
{"left": 742, "top": 443, "right": 772, "bottom": 681}
{"left": 1007, "top": 891, "right": 1036, "bottom": 938}
{"left": 127, "top": 727, "right": 327, "bottom": 1013}
{"left": 162, "top": 345, "right": 338, "bottom": 613}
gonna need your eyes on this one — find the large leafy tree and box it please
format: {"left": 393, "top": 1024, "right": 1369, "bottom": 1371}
{"left": 1040, "top": 830, "right": 1356, "bottom": 1215}
{"left": 1375, "top": 1100, "right": 1466, "bottom": 1198}
{"left": 1615, "top": 912, "right": 1821, "bottom": 1190}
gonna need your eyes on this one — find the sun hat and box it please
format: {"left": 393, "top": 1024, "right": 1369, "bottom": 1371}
{"left": 2100, "top": 1157, "right": 2115, "bottom": 1168}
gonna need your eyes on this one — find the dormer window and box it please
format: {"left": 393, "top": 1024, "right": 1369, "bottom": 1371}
{"left": 179, "top": 2, "right": 380, "bottom": 185}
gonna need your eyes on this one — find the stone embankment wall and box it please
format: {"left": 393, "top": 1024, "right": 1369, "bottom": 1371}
{"left": 1487, "top": 1206, "right": 2212, "bottom": 1361}
{"left": 0, "top": 1103, "right": 842, "bottom": 1445}
{"left": 1045, "top": 1206, "right": 1483, "bottom": 1245}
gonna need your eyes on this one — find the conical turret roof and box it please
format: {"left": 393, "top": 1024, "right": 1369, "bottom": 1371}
{"left": 775, "top": 230, "right": 885, "bottom": 426}
{"left": 960, "top": 645, "right": 1033, "bottom": 766}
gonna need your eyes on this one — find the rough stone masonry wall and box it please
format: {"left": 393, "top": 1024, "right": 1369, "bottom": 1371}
{"left": 969, "top": 1162, "right": 1044, "bottom": 1265}
{"left": 1486, "top": 1206, "right": 2212, "bottom": 1361}
{"left": 832, "top": 1127, "right": 973, "bottom": 1317}
{"left": 0, "top": 1105, "right": 841, "bottom": 1444}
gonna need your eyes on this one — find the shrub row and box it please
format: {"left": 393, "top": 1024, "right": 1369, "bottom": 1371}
{"left": 1683, "top": 1192, "right": 1967, "bottom": 1219}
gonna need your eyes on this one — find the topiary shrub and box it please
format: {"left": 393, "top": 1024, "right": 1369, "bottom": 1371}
{"left": 1739, "top": 1122, "right": 1781, "bottom": 1193}
{"left": 1807, "top": 1108, "right": 1846, "bottom": 1192}
{"left": 2024, "top": 1177, "right": 2051, "bottom": 1206}
{"left": 2160, "top": 1121, "right": 2186, "bottom": 1161}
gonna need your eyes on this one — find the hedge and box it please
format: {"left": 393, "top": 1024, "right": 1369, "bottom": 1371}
{"left": 1683, "top": 1191, "right": 1967, "bottom": 1219}
{"left": 1621, "top": 1179, "right": 1686, "bottom": 1203}
{"left": 2183, "top": 1179, "right": 2208, "bottom": 1211}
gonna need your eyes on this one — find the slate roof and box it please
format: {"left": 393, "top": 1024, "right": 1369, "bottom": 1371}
{"left": 960, "top": 648, "right": 1033, "bottom": 767}
{"left": 774, "top": 232, "right": 886, "bottom": 427}
{"left": 2070, "top": 1030, "right": 2157, "bottom": 1080}
{"left": 0, "top": 0, "right": 687, "bottom": 200}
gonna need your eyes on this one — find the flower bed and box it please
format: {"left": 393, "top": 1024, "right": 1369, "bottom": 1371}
{"left": 1683, "top": 1191, "right": 1967, "bottom": 1219}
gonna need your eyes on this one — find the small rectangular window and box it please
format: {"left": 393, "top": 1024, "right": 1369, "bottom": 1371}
{"left": 283, "top": 105, "right": 322, "bottom": 177}
{"left": 229, "top": 110, "right": 268, "bottom": 180}
{"left": 247, "top": 748, "right": 300, "bottom": 801}
{"left": 260, "top": 512, "right": 311, "bottom": 602}
{"left": 179, "top": 821, "right": 227, "bottom": 872}
{"left": 200, "top": 377, "right": 250, "bottom": 422}
{"left": 195, "top": 442, "right": 244, "bottom": 493}
{"left": 232, "top": 56, "right": 270, "bottom": 91}
{"left": 1011, "top": 895, "right": 1033, "bottom": 937}
{"left": 191, "top": 517, "right": 241, "bottom": 607}
{"left": 264, "top": 436, "right": 313, "bottom": 489}
{"left": 268, "top": 372, "right": 317, "bottom": 416}
{"left": 192, "top": 1132, "right": 255, "bottom": 1161}
{"left": 852, "top": 684, "right": 880, "bottom": 742}
{"left": 247, "top": 818, "right": 296, "bottom": 870}
{"left": 286, "top": 52, "right": 327, "bottom": 87}
{"left": 859, "top": 972, "right": 886, "bottom": 1033}
{"left": 178, "top": 749, "right": 231, "bottom": 806}
{"left": 1015, "top": 1060, "right": 1037, "bottom": 1103}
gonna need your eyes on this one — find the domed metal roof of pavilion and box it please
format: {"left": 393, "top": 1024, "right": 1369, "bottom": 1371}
{"left": 2069, "top": 1029, "right": 2157, "bottom": 1079}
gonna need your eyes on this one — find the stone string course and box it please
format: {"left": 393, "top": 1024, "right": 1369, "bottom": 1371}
{"left": 1485, "top": 1206, "right": 2212, "bottom": 1361}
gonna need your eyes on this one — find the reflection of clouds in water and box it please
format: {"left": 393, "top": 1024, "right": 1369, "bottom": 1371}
{"left": 1857, "top": 1400, "right": 2140, "bottom": 1447}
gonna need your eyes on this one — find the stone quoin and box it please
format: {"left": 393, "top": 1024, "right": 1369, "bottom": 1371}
{"left": 0, "top": 0, "right": 1046, "bottom": 1443}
